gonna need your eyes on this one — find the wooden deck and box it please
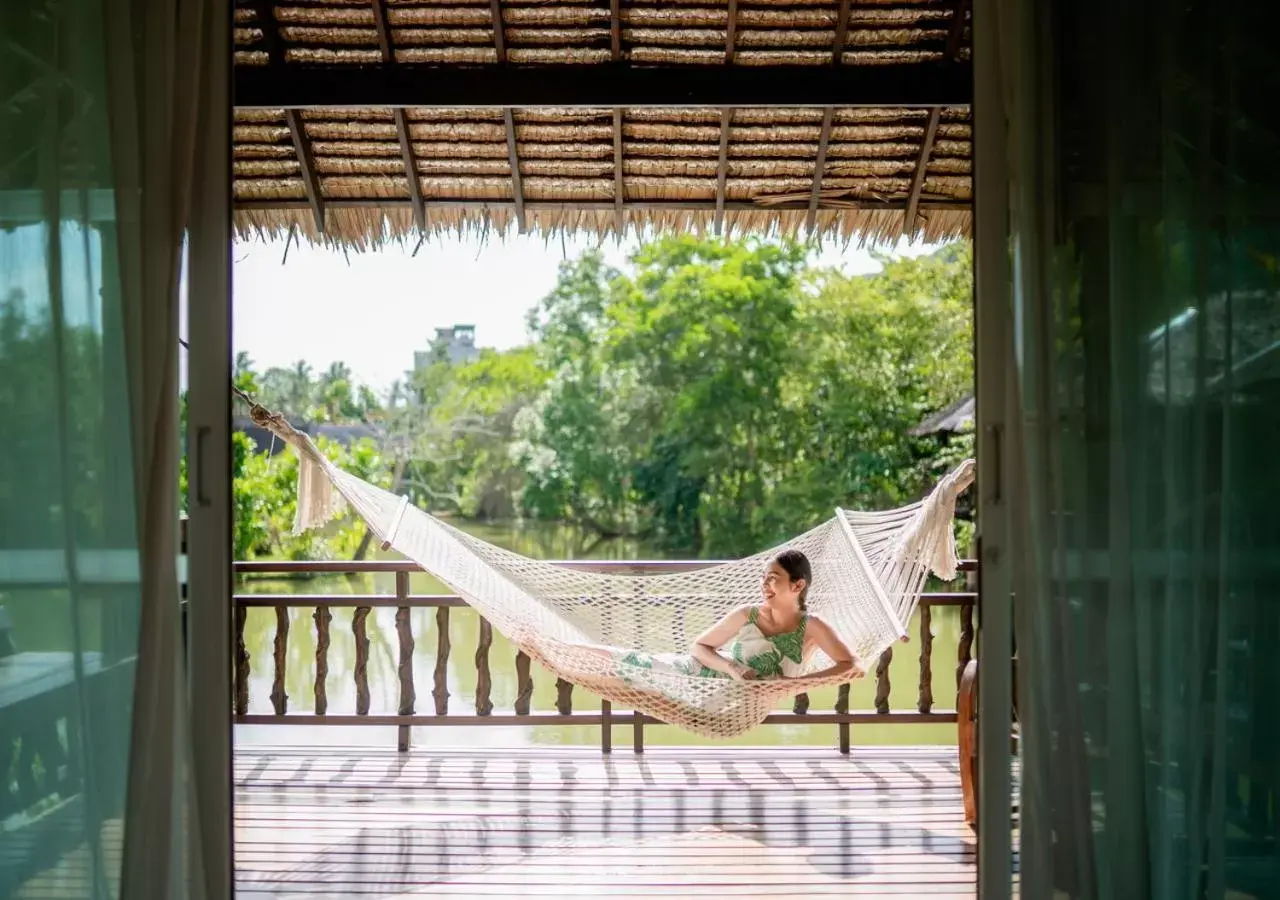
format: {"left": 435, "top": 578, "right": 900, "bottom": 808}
{"left": 234, "top": 745, "right": 976, "bottom": 898}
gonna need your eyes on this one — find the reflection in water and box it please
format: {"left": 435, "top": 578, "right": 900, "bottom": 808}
{"left": 238, "top": 521, "right": 967, "bottom": 748}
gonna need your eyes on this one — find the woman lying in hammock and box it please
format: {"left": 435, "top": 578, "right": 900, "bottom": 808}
{"left": 617, "top": 549, "right": 867, "bottom": 684}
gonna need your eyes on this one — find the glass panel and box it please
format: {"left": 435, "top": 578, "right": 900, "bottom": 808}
{"left": 1012, "top": 1, "right": 1280, "bottom": 897}
{"left": 0, "top": 2, "right": 141, "bottom": 897}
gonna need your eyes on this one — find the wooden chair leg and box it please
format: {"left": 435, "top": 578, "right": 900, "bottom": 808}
{"left": 957, "top": 659, "right": 979, "bottom": 828}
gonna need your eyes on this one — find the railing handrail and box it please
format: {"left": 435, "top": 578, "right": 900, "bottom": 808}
{"left": 233, "top": 557, "right": 979, "bottom": 575}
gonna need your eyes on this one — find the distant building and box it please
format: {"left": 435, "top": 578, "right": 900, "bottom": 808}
{"left": 414, "top": 324, "right": 479, "bottom": 370}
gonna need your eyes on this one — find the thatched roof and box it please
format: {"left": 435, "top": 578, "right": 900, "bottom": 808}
{"left": 232, "top": 0, "right": 973, "bottom": 248}
{"left": 910, "top": 394, "right": 973, "bottom": 436}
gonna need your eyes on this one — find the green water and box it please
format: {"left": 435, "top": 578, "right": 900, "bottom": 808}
{"left": 235, "top": 520, "right": 969, "bottom": 749}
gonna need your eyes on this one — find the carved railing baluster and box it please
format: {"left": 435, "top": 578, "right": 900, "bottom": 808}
{"left": 835, "top": 682, "right": 851, "bottom": 754}
{"left": 555, "top": 678, "right": 573, "bottom": 715}
{"left": 476, "top": 618, "right": 494, "bottom": 715}
{"left": 514, "top": 650, "right": 533, "bottom": 715}
{"left": 314, "top": 605, "right": 331, "bottom": 715}
{"left": 874, "top": 646, "right": 893, "bottom": 714}
{"left": 353, "top": 606, "right": 371, "bottom": 715}
{"left": 433, "top": 606, "right": 450, "bottom": 715}
{"left": 918, "top": 602, "right": 934, "bottom": 713}
{"left": 957, "top": 600, "right": 975, "bottom": 690}
{"left": 235, "top": 603, "right": 249, "bottom": 716}
{"left": 395, "top": 572, "right": 415, "bottom": 750}
{"left": 225, "top": 557, "right": 979, "bottom": 742}
{"left": 270, "top": 606, "right": 289, "bottom": 715}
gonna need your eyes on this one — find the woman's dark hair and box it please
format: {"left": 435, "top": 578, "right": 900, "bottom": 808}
{"left": 772, "top": 549, "right": 812, "bottom": 610}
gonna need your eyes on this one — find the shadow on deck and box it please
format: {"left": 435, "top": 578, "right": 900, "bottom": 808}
{"left": 234, "top": 745, "right": 976, "bottom": 898}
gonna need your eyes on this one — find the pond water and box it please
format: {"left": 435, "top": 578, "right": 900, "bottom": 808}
{"left": 236, "top": 520, "right": 969, "bottom": 750}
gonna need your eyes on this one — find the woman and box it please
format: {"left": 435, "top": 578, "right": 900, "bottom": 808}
{"left": 618, "top": 549, "right": 864, "bottom": 685}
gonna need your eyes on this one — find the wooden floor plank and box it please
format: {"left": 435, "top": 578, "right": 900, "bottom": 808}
{"left": 233, "top": 745, "right": 978, "bottom": 899}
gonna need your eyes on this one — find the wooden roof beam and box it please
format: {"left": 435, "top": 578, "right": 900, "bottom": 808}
{"left": 285, "top": 110, "right": 324, "bottom": 234}
{"left": 504, "top": 109, "right": 526, "bottom": 232}
{"left": 903, "top": 0, "right": 971, "bottom": 237}
{"left": 238, "top": 198, "right": 970, "bottom": 214}
{"left": 714, "top": 108, "right": 732, "bottom": 235}
{"left": 235, "top": 63, "right": 973, "bottom": 109}
{"left": 805, "top": 107, "right": 834, "bottom": 236}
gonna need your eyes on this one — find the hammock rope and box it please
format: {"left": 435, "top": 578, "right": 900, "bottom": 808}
{"left": 246, "top": 400, "right": 975, "bottom": 739}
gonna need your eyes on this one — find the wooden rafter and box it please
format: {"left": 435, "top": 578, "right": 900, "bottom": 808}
{"left": 903, "top": 0, "right": 971, "bottom": 236}
{"left": 504, "top": 109, "right": 526, "bottom": 232}
{"left": 491, "top": 0, "right": 507, "bottom": 63}
{"left": 805, "top": 107, "right": 834, "bottom": 235}
{"left": 726, "top": 0, "right": 738, "bottom": 63}
{"left": 396, "top": 110, "right": 426, "bottom": 231}
{"left": 903, "top": 110, "right": 941, "bottom": 237}
{"left": 714, "top": 108, "right": 732, "bottom": 235}
{"left": 370, "top": 0, "right": 392, "bottom": 60}
{"left": 613, "top": 108, "right": 625, "bottom": 234}
{"left": 370, "top": 1, "right": 425, "bottom": 231}
{"left": 610, "top": 0, "right": 621, "bottom": 61}
{"left": 832, "top": 0, "right": 851, "bottom": 63}
{"left": 256, "top": 0, "right": 281, "bottom": 61}
{"left": 285, "top": 110, "right": 324, "bottom": 233}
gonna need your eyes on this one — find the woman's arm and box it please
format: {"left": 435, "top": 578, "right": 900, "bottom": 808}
{"left": 790, "top": 618, "right": 865, "bottom": 681}
{"left": 690, "top": 608, "right": 752, "bottom": 679}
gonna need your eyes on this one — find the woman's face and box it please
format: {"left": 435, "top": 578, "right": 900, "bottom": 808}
{"left": 761, "top": 561, "right": 803, "bottom": 605}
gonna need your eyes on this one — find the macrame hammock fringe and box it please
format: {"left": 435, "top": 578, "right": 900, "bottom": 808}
{"left": 249, "top": 402, "right": 975, "bottom": 739}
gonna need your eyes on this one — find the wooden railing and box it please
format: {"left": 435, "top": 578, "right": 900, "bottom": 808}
{"left": 232, "top": 558, "right": 978, "bottom": 753}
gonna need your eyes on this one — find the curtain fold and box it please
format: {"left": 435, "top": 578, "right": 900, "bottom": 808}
{"left": 1003, "top": 0, "right": 1280, "bottom": 897}
{"left": 102, "top": 0, "right": 224, "bottom": 896}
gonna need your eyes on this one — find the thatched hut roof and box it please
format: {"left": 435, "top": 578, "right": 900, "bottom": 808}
{"left": 232, "top": 0, "right": 972, "bottom": 248}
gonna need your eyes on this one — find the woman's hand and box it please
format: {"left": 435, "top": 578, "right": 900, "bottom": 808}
{"left": 728, "top": 664, "right": 756, "bottom": 681}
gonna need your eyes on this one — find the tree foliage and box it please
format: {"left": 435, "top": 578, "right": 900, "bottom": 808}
{"left": 513, "top": 238, "right": 974, "bottom": 556}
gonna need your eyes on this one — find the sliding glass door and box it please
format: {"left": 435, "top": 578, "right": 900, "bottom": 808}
{"left": 0, "top": 4, "right": 143, "bottom": 895}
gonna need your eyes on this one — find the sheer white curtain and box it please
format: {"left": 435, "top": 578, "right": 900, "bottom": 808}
{"left": 102, "top": 0, "right": 230, "bottom": 896}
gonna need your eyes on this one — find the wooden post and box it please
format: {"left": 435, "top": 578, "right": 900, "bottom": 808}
{"left": 793, "top": 692, "right": 810, "bottom": 715}
{"left": 633, "top": 712, "right": 645, "bottom": 754}
{"left": 395, "top": 572, "right": 415, "bottom": 751}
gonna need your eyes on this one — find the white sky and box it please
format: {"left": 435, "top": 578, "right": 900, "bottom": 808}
{"left": 224, "top": 232, "right": 940, "bottom": 395}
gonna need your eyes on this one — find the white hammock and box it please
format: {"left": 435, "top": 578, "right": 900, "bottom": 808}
{"left": 252, "top": 404, "right": 975, "bottom": 739}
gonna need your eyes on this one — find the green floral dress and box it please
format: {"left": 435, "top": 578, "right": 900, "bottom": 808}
{"left": 616, "top": 607, "right": 809, "bottom": 692}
